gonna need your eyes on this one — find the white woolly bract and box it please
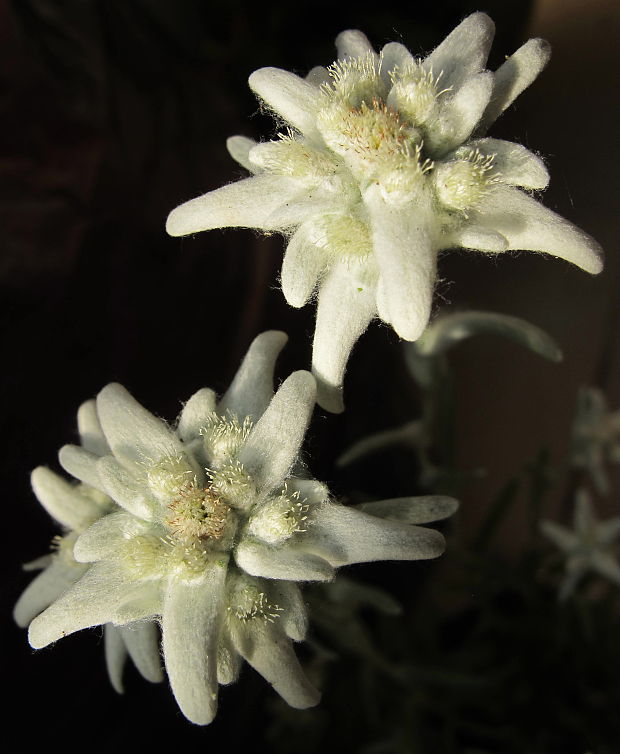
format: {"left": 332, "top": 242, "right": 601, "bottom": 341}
{"left": 17, "top": 403, "right": 163, "bottom": 693}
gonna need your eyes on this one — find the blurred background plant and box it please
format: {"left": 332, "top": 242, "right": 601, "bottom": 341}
{"left": 289, "top": 313, "right": 620, "bottom": 753}
{"left": 4, "top": 1, "right": 620, "bottom": 752}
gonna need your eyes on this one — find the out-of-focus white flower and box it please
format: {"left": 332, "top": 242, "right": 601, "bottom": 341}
{"left": 166, "top": 13, "right": 602, "bottom": 413}
{"left": 540, "top": 489, "right": 620, "bottom": 600}
{"left": 26, "top": 331, "right": 456, "bottom": 725}
{"left": 572, "top": 387, "right": 620, "bottom": 495}
{"left": 14, "top": 401, "right": 163, "bottom": 694}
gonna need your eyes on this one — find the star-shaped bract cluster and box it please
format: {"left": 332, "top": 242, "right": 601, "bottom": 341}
{"left": 23, "top": 332, "right": 456, "bottom": 724}
{"left": 167, "top": 13, "right": 602, "bottom": 412}
{"left": 541, "top": 489, "right": 620, "bottom": 600}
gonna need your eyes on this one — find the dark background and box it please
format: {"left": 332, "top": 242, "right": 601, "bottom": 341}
{"left": 3, "top": 0, "right": 619, "bottom": 751}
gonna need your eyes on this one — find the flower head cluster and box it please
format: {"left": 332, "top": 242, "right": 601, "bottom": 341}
{"left": 540, "top": 489, "right": 620, "bottom": 600}
{"left": 166, "top": 13, "right": 602, "bottom": 412}
{"left": 21, "top": 332, "right": 456, "bottom": 725}
{"left": 14, "top": 401, "right": 163, "bottom": 693}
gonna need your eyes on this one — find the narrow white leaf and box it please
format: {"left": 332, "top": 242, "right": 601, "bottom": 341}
{"left": 162, "top": 561, "right": 228, "bottom": 725}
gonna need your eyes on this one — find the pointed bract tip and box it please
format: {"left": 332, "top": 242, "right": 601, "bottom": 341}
{"left": 314, "top": 375, "right": 345, "bottom": 415}
{"left": 291, "top": 685, "right": 321, "bottom": 709}
{"left": 427, "top": 530, "right": 447, "bottom": 559}
{"left": 77, "top": 398, "right": 97, "bottom": 419}
{"left": 248, "top": 67, "right": 278, "bottom": 95}
{"left": 529, "top": 37, "right": 552, "bottom": 63}
{"left": 97, "top": 382, "right": 129, "bottom": 403}
{"left": 58, "top": 443, "right": 79, "bottom": 471}
{"left": 30, "top": 465, "right": 51, "bottom": 489}
{"left": 587, "top": 243, "right": 604, "bottom": 275}
{"left": 252, "top": 330, "right": 289, "bottom": 350}
{"left": 28, "top": 618, "right": 54, "bottom": 650}
{"left": 284, "top": 370, "right": 317, "bottom": 402}
{"left": 335, "top": 29, "right": 366, "bottom": 46}
{"left": 465, "top": 10, "right": 495, "bottom": 32}
{"left": 166, "top": 205, "right": 190, "bottom": 237}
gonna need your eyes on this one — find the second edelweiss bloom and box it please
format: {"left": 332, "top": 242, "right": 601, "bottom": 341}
{"left": 26, "top": 331, "right": 456, "bottom": 725}
{"left": 166, "top": 13, "right": 603, "bottom": 413}
{"left": 571, "top": 387, "right": 620, "bottom": 495}
{"left": 541, "top": 489, "right": 620, "bottom": 600}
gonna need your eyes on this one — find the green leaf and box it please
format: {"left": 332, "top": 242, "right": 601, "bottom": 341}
{"left": 414, "top": 311, "right": 563, "bottom": 362}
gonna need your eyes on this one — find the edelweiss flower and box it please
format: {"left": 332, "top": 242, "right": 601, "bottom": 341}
{"left": 14, "top": 400, "right": 163, "bottom": 693}
{"left": 571, "top": 387, "right": 620, "bottom": 495}
{"left": 540, "top": 489, "right": 620, "bottom": 600}
{"left": 166, "top": 13, "right": 602, "bottom": 413}
{"left": 26, "top": 331, "right": 456, "bottom": 725}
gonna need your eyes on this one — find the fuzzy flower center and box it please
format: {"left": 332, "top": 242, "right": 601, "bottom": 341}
{"left": 120, "top": 533, "right": 168, "bottom": 578}
{"left": 166, "top": 482, "right": 231, "bottom": 543}
{"left": 316, "top": 55, "right": 430, "bottom": 185}
{"left": 247, "top": 484, "right": 310, "bottom": 545}
{"left": 126, "top": 415, "right": 313, "bottom": 577}
{"left": 389, "top": 62, "right": 451, "bottom": 127}
{"left": 326, "top": 99, "right": 411, "bottom": 159}
{"left": 307, "top": 213, "right": 373, "bottom": 260}
{"left": 255, "top": 52, "right": 503, "bottom": 221}
{"left": 433, "top": 149, "right": 500, "bottom": 215}
{"left": 145, "top": 450, "right": 241, "bottom": 565}
{"left": 325, "top": 54, "right": 385, "bottom": 106}
{"left": 200, "top": 412, "right": 253, "bottom": 467}
{"left": 317, "top": 97, "right": 426, "bottom": 184}
{"left": 146, "top": 453, "right": 195, "bottom": 499}
{"left": 227, "top": 577, "right": 283, "bottom": 623}
{"left": 250, "top": 131, "right": 339, "bottom": 179}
